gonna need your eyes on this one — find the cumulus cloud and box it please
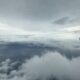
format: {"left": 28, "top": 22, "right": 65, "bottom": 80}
{"left": 0, "top": 51, "right": 80, "bottom": 80}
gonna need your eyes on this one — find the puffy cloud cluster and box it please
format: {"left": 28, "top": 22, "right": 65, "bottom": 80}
{"left": 0, "top": 51, "right": 80, "bottom": 80}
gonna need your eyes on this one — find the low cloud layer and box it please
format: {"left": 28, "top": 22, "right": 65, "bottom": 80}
{"left": 0, "top": 51, "right": 80, "bottom": 80}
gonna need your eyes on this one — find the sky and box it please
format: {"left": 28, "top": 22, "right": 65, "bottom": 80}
{"left": 1, "top": 1, "right": 80, "bottom": 80}
{"left": 0, "top": 0, "right": 80, "bottom": 33}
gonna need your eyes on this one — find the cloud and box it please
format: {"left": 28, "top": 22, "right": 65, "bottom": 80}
{"left": 0, "top": 51, "right": 80, "bottom": 80}
{"left": 0, "top": 59, "right": 11, "bottom": 73}
{"left": 0, "top": 0, "right": 80, "bottom": 32}
{"left": 17, "top": 51, "right": 80, "bottom": 80}
{"left": 53, "top": 16, "right": 71, "bottom": 25}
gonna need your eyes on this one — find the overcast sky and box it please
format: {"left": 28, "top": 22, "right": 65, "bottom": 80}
{"left": 0, "top": 0, "right": 80, "bottom": 32}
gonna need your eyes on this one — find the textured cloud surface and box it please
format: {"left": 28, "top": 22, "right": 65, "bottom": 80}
{"left": 0, "top": 51, "right": 80, "bottom": 80}
{"left": 0, "top": 1, "right": 80, "bottom": 80}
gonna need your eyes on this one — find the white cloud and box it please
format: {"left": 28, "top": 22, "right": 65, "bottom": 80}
{"left": 0, "top": 22, "right": 29, "bottom": 35}
{"left": 0, "top": 51, "right": 80, "bottom": 80}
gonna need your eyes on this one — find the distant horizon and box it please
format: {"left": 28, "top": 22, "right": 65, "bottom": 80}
{"left": 0, "top": 0, "right": 80, "bottom": 80}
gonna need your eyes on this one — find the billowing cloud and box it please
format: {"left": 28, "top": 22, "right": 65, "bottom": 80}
{"left": 0, "top": 51, "right": 80, "bottom": 80}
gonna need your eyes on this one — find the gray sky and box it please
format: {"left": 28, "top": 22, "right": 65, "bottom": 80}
{"left": 0, "top": 0, "right": 80, "bottom": 32}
